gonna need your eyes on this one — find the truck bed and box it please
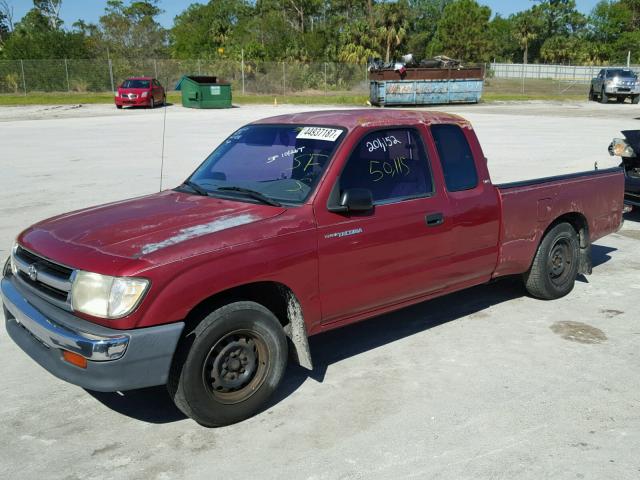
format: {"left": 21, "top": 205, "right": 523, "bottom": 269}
{"left": 493, "top": 167, "right": 624, "bottom": 278}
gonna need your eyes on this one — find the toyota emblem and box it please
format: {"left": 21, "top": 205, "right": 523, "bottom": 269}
{"left": 28, "top": 264, "right": 38, "bottom": 282}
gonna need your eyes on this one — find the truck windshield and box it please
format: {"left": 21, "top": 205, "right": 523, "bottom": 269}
{"left": 187, "top": 124, "right": 346, "bottom": 204}
{"left": 606, "top": 70, "right": 636, "bottom": 78}
{"left": 122, "top": 79, "right": 150, "bottom": 88}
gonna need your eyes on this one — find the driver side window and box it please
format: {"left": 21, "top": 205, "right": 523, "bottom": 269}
{"left": 340, "top": 128, "right": 433, "bottom": 204}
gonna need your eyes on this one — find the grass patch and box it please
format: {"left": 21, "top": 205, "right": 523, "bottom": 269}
{"left": 0, "top": 83, "right": 586, "bottom": 107}
{"left": 483, "top": 92, "right": 585, "bottom": 102}
{"left": 234, "top": 94, "right": 369, "bottom": 105}
{"left": 0, "top": 91, "right": 369, "bottom": 106}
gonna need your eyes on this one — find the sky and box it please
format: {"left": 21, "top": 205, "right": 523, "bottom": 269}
{"left": 6, "top": 0, "right": 603, "bottom": 28}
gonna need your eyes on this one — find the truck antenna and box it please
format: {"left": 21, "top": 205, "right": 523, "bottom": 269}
{"left": 159, "top": 88, "right": 168, "bottom": 192}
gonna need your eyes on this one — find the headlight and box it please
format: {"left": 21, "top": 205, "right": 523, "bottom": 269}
{"left": 141, "top": 91, "right": 149, "bottom": 98}
{"left": 9, "top": 243, "right": 18, "bottom": 276}
{"left": 71, "top": 271, "right": 149, "bottom": 319}
{"left": 609, "top": 138, "right": 636, "bottom": 158}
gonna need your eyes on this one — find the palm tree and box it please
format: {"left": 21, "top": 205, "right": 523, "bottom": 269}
{"left": 512, "top": 10, "right": 541, "bottom": 64}
{"left": 376, "top": 2, "right": 408, "bottom": 63}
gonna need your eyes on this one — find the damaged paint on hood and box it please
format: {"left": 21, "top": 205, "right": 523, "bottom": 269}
{"left": 139, "top": 213, "right": 259, "bottom": 255}
{"left": 18, "top": 190, "right": 285, "bottom": 266}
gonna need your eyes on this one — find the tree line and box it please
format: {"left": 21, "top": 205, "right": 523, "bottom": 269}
{"left": 0, "top": 0, "right": 639, "bottom": 65}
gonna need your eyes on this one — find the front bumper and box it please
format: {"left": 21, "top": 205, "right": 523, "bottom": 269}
{"left": 1, "top": 273, "right": 184, "bottom": 392}
{"left": 115, "top": 96, "right": 151, "bottom": 107}
{"left": 625, "top": 192, "right": 640, "bottom": 207}
{"left": 604, "top": 84, "right": 640, "bottom": 95}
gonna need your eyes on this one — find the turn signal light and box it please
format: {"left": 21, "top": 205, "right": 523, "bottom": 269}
{"left": 62, "top": 350, "right": 87, "bottom": 369}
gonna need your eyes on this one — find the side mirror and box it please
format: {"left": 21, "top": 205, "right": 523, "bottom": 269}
{"left": 329, "top": 188, "right": 373, "bottom": 213}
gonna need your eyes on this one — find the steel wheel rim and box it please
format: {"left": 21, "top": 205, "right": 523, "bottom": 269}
{"left": 202, "top": 329, "right": 269, "bottom": 405}
{"left": 548, "top": 237, "right": 573, "bottom": 286}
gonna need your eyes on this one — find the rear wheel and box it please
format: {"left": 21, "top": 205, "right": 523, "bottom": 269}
{"left": 600, "top": 88, "right": 609, "bottom": 104}
{"left": 168, "top": 301, "right": 288, "bottom": 427}
{"left": 524, "top": 222, "right": 579, "bottom": 300}
{"left": 632, "top": 95, "right": 640, "bottom": 105}
{"left": 588, "top": 88, "right": 595, "bottom": 101}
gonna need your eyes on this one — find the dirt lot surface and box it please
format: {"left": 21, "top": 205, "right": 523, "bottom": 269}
{"left": 1, "top": 101, "right": 639, "bottom": 480}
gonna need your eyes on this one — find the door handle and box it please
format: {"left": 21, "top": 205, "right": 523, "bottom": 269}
{"left": 425, "top": 213, "right": 444, "bottom": 227}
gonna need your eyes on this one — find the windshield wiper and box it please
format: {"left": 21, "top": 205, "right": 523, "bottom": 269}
{"left": 181, "top": 180, "right": 209, "bottom": 196}
{"left": 216, "top": 186, "right": 282, "bottom": 207}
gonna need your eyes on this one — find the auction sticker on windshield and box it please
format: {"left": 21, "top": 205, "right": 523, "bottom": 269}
{"left": 297, "top": 127, "right": 342, "bottom": 142}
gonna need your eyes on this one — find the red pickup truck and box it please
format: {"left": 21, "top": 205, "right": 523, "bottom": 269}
{"left": 1, "top": 110, "right": 624, "bottom": 427}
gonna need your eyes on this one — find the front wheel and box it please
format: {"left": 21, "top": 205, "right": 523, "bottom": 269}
{"left": 149, "top": 97, "right": 155, "bottom": 109}
{"left": 600, "top": 88, "right": 609, "bottom": 104}
{"left": 632, "top": 95, "right": 640, "bottom": 105}
{"left": 168, "top": 301, "right": 288, "bottom": 427}
{"left": 523, "top": 222, "right": 579, "bottom": 300}
{"left": 588, "top": 88, "right": 595, "bottom": 101}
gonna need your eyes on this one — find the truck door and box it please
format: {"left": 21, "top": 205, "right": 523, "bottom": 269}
{"left": 428, "top": 124, "right": 501, "bottom": 285}
{"left": 315, "top": 126, "right": 454, "bottom": 325}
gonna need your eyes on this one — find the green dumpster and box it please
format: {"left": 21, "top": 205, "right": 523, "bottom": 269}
{"left": 175, "top": 75, "right": 232, "bottom": 109}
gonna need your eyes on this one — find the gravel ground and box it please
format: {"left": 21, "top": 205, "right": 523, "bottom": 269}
{"left": 0, "top": 101, "right": 639, "bottom": 480}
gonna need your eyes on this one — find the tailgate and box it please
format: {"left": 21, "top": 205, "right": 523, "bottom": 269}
{"left": 493, "top": 167, "right": 624, "bottom": 277}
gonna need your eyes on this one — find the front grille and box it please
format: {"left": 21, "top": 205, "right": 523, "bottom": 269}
{"left": 17, "top": 246, "right": 73, "bottom": 277}
{"left": 12, "top": 246, "right": 74, "bottom": 310}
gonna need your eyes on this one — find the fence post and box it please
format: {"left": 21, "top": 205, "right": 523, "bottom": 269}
{"left": 108, "top": 58, "right": 115, "bottom": 93}
{"left": 20, "top": 60, "right": 27, "bottom": 96}
{"left": 324, "top": 62, "right": 327, "bottom": 95}
{"left": 198, "top": 59, "right": 201, "bottom": 75}
{"left": 521, "top": 63, "right": 525, "bottom": 95}
{"left": 282, "top": 61, "right": 286, "bottom": 97}
{"left": 154, "top": 59, "right": 158, "bottom": 78}
{"left": 64, "top": 58, "right": 70, "bottom": 92}
{"left": 241, "top": 49, "right": 245, "bottom": 95}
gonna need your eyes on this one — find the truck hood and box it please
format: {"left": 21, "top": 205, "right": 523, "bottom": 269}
{"left": 19, "top": 191, "right": 285, "bottom": 263}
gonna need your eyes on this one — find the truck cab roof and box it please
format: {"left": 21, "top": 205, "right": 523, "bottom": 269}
{"left": 251, "top": 109, "right": 472, "bottom": 132}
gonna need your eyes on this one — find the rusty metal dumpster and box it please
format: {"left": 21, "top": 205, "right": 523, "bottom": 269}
{"left": 369, "top": 67, "right": 484, "bottom": 106}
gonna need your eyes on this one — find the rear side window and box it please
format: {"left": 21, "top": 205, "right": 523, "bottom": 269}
{"left": 340, "top": 128, "right": 433, "bottom": 204}
{"left": 431, "top": 124, "right": 478, "bottom": 192}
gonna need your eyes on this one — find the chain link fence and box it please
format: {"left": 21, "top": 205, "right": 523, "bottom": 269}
{"left": 490, "top": 62, "right": 640, "bottom": 83}
{"left": 2, "top": 58, "right": 637, "bottom": 99}
{"left": 483, "top": 62, "right": 640, "bottom": 98}
{"left": 0, "top": 58, "right": 370, "bottom": 96}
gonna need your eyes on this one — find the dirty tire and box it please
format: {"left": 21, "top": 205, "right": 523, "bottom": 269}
{"left": 632, "top": 95, "right": 640, "bottom": 105}
{"left": 600, "top": 88, "right": 608, "bottom": 104}
{"left": 167, "top": 301, "right": 287, "bottom": 427}
{"left": 524, "top": 222, "right": 579, "bottom": 300}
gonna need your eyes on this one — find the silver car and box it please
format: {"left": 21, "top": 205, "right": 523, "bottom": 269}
{"left": 590, "top": 68, "right": 640, "bottom": 104}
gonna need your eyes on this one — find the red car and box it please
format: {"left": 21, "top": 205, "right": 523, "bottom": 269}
{"left": 2, "top": 110, "right": 624, "bottom": 427}
{"left": 115, "top": 77, "right": 165, "bottom": 109}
